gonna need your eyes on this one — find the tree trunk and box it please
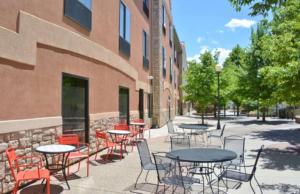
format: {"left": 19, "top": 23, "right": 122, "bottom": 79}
{"left": 262, "top": 110, "right": 266, "bottom": 122}
{"left": 257, "top": 100, "right": 260, "bottom": 119}
{"left": 237, "top": 105, "right": 240, "bottom": 116}
{"left": 214, "top": 104, "right": 217, "bottom": 118}
{"left": 224, "top": 105, "right": 226, "bottom": 118}
{"left": 201, "top": 111, "right": 205, "bottom": 125}
{"left": 233, "top": 104, "right": 236, "bottom": 116}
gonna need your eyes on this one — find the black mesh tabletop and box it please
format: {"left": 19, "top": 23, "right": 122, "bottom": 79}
{"left": 167, "top": 148, "right": 237, "bottom": 163}
{"left": 178, "top": 124, "right": 208, "bottom": 130}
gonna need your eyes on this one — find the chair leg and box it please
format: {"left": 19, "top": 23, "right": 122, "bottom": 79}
{"left": 13, "top": 181, "right": 19, "bottom": 194}
{"left": 135, "top": 169, "right": 143, "bottom": 188}
{"left": 87, "top": 157, "right": 90, "bottom": 177}
{"left": 46, "top": 178, "right": 51, "bottom": 194}
{"left": 105, "top": 147, "right": 110, "bottom": 160}
{"left": 67, "top": 160, "right": 70, "bottom": 176}
{"left": 145, "top": 170, "right": 150, "bottom": 182}
{"left": 250, "top": 180, "right": 256, "bottom": 194}
{"left": 254, "top": 175, "right": 263, "bottom": 194}
{"left": 77, "top": 161, "right": 81, "bottom": 172}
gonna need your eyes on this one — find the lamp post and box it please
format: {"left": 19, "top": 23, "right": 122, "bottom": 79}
{"left": 215, "top": 64, "right": 222, "bottom": 130}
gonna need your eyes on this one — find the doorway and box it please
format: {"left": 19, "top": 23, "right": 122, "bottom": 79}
{"left": 138, "top": 89, "right": 144, "bottom": 120}
{"left": 119, "top": 87, "right": 130, "bottom": 124}
{"left": 62, "top": 73, "right": 89, "bottom": 143}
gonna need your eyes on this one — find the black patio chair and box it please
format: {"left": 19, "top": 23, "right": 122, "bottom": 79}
{"left": 208, "top": 123, "right": 226, "bottom": 146}
{"left": 217, "top": 145, "right": 264, "bottom": 194}
{"left": 152, "top": 152, "right": 200, "bottom": 194}
{"left": 167, "top": 120, "right": 185, "bottom": 137}
{"left": 170, "top": 135, "right": 191, "bottom": 151}
{"left": 135, "top": 139, "right": 158, "bottom": 188}
{"left": 222, "top": 135, "right": 246, "bottom": 171}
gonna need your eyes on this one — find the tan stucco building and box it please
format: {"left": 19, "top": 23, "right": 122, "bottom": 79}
{"left": 0, "top": 0, "right": 186, "bottom": 192}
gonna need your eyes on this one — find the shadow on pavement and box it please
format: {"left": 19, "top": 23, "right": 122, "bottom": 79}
{"left": 229, "top": 119, "right": 293, "bottom": 126}
{"left": 251, "top": 128, "right": 300, "bottom": 145}
{"left": 20, "top": 184, "right": 64, "bottom": 194}
{"left": 262, "top": 183, "right": 300, "bottom": 193}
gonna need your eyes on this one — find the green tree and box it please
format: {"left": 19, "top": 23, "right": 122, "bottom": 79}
{"left": 241, "top": 21, "right": 276, "bottom": 121}
{"left": 183, "top": 51, "right": 216, "bottom": 124}
{"left": 259, "top": 0, "right": 300, "bottom": 113}
{"left": 229, "top": 0, "right": 288, "bottom": 16}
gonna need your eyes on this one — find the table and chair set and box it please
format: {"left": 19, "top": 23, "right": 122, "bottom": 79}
{"left": 135, "top": 120, "right": 264, "bottom": 194}
{"left": 5, "top": 119, "right": 147, "bottom": 194}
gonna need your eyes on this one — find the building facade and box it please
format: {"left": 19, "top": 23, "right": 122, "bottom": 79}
{"left": 0, "top": 0, "right": 184, "bottom": 192}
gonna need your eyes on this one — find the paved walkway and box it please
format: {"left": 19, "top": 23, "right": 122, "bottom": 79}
{"left": 19, "top": 114, "right": 300, "bottom": 194}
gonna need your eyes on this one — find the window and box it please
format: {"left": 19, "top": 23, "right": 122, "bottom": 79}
{"left": 148, "top": 93, "right": 153, "bottom": 118}
{"left": 174, "top": 70, "right": 176, "bottom": 88}
{"left": 169, "top": 24, "right": 173, "bottom": 46}
{"left": 162, "top": 3, "right": 166, "bottom": 34}
{"left": 79, "top": 0, "right": 91, "bottom": 9}
{"left": 64, "top": 0, "right": 92, "bottom": 31}
{"left": 169, "top": 57, "right": 172, "bottom": 82}
{"left": 143, "top": 0, "right": 149, "bottom": 17}
{"left": 162, "top": 47, "right": 166, "bottom": 78}
{"left": 143, "top": 30, "right": 149, "bottom": 69}
{"left": 119, "top": 1, "right": 131, "bottom": 57}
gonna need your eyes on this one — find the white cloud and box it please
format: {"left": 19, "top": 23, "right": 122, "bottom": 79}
{"left": 187, "top": 54, "right": 201, "bottom": 63}
{"left": 196, "top": 36, "right": 204, "bottom": 43}
{"left": 212, "top": 48, "right": 231, "bottom": 65}
{"left": 225, "top": 19, "right": 255, "bottom": 30}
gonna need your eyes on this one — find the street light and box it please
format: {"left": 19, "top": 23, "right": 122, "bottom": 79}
{"left": 215, "top": 64, "right": 222, "bottom": 130}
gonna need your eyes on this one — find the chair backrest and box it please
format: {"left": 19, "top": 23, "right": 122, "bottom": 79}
{"left": 58, "top": 134, "right": 80, "bottom": 147}
{"left": 136, "top": 140, "right": 153, "bottom": 168}
{"left": 220, "top": 124, "right": 226, "bottom": 137}
{"left": 114, "top": 123, "right": 129, "bottom": 131}
{"left": 95, "top": 131, "right": 110, "bottom": 146}
{"left": 224, "top": 135, "right": 245, "bottom": 162}
{"left": 5, "top": 147, "right": 18, "bottom": 181}
{"left": 250, "top": 145, "right": 264, "bottom": 180}
{"left": 170, "top": 135, "right": 190, "bottom": 151}
{"left": 152, "top": 153, "right": 184, "bottom": 186}
{"left": 133, "top": 119, "right": 144, "bottom": 123}
{"left": 167, "top": 121, "right": 175, "bottom": 134}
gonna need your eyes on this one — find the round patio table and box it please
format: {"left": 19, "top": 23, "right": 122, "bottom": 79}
{"left": 107, "top": 130, "right": 131, "bottom": 158}
{"left": 36, "top": 144, "right": 75, "bottom": 189}
{"left": 167, "top": 148, "right": 237, "bottom": 194}
{"left": 178, "top": 124, "right": 210, "bottom": 145}
{"left": 130, "top": 122, "right": 146, "bottom": 138}
{"left": 166, "top": 148, "right": 237, "bottom": 163}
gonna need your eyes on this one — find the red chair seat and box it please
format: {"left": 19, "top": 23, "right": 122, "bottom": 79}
{"left": 68, "top": 152, "right": 89, "bottom": 159}
{"left": 17, "top": 169, "right": 50, "bottom": 181}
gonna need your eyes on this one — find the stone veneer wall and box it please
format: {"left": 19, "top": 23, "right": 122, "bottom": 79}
{"left": 0, "top": 126, "right": 61, "bottom": 193}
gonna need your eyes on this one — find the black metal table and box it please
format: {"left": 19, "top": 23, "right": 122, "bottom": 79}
{"left": 167, "top": 148, "right": 237, "bottom": 193}
{"left": 178, "top": 124, "right": 210, "bottom": 144}
{"left": 166, "top": 148, "right": 237, "bottom": 163}
{"left": 36, "top": 144, "right": 75, "bottom": 189}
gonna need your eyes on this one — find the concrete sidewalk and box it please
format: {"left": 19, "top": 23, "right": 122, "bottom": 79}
{"left": 19, "top": 115, "right": 300, "bottom": 194}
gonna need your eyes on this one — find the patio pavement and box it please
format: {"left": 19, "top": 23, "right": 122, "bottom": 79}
{"left": 19, "top": 114, "right": 300, "bottom": 194}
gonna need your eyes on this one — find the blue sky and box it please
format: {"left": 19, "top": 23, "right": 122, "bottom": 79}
{"left": 172, "top": 0, "right": 261, "bottom": 64}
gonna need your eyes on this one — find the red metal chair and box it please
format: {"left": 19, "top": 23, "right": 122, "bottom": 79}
{"left": 6, "top": 147, "right": 51, "bottom": 194}
{"left": 57, "top": 134, "right": 90, "bottom": 177}
{"left": 94, "top": 131, "right": 123, "bottom": 160}
{"left": 132, "top": 119, "right": 146, "bottom": 139}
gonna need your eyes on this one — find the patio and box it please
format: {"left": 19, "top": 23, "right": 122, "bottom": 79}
{"left": 18, "top": 114, "right": 300, "bottom": 194}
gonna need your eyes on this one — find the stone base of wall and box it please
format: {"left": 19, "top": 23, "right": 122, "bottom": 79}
{"left": 0, "top": 126, "right": 61, "bottom": 193}
{"left": 296, "top": 116, "right": 300, "bottom": 124}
